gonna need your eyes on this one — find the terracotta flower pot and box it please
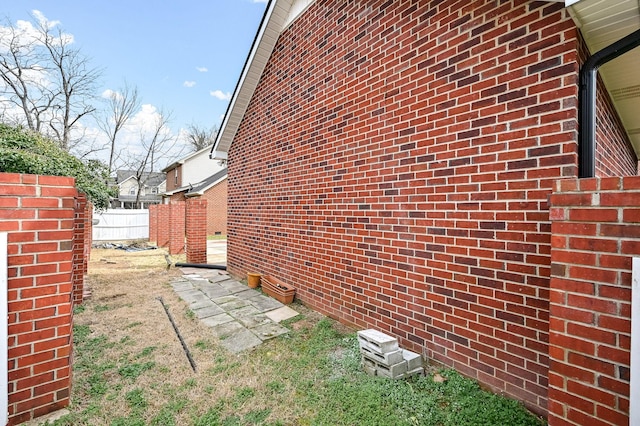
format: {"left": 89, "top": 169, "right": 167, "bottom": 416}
{"left": 247, "top": 272, "right": 261, "bottom": 288}
{"left": 261, "top": 275, "right": 295, "bottom": 304}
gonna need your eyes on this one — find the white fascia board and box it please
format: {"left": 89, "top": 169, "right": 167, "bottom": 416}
{"left": 210, "top": 150, "right": 228, "bottom": 161}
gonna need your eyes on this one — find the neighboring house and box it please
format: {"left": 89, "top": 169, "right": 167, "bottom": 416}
{"left": 163, "top": 145, "right": 228, "bottom": 235}
{"left": 112, "top": 170, "right": 166, "bottom": 209}
{"left": 211, "top": 0, "right": 640, "bottom": 423}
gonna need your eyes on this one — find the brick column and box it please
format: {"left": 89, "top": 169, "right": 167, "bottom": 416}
{"left": 186, "top": 197, "right": 207, "bottom": 264}
{"left": 148, "top": 204, "right": 158, "bottom": 245}
{"left": 71, "top": 192, "right": 87, "bottom": 304}
{"left": 1, "top": 173, "right": 75, "bottom": 425}
{"left": 169, "top": 201, "right": 185, "bottom": 255}
{"left": 157, "top": 204, "right": 170, "bottom": 248}
{"left": 548, "top": 176, "right": 637, "bottom": 426}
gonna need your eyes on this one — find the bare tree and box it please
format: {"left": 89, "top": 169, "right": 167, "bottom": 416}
{"left": 98, "top": 82, "right": 140, "bottom": 174}
{"left": 0, "top": 17, "right": 53, "bottom": 133}
{"left": 185, "top": 123, "right": 218, "bottom": 152}
{"left": 124, "top": 109, "right": 182, "bottom": 208}
{"left": 0, "top": 12, "right": 101, "bottom": 151}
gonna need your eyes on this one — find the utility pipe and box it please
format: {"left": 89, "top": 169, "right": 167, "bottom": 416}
{"left": 578, "top": 28, "right": 640, "bottom": 178}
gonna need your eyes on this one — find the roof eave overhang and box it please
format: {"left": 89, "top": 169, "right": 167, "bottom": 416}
{"left": 211, "top": 0, "right": 316, "bottom": 159}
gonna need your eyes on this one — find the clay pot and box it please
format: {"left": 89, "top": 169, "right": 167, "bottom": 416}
{"left": 247, "top": 272, "right": 261, "bottom": 288}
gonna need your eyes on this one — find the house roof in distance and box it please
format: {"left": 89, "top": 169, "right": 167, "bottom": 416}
{"left": 116, "top": 170, "right": 166, "bottom": 187}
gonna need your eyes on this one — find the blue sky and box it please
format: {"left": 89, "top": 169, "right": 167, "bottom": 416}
{"left": 1, "top": 0, "right": 267, "bottom": 164}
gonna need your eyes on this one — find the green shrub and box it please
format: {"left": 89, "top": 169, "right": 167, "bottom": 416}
{"left": 0, "top": 123, "right": 114, "bottom": 210}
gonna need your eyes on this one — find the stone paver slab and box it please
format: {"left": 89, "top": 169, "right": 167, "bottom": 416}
{"left": 252, "top": 323, "right": 290, "bottom": 341}
{"left": 218, "top": 299, "right": 251, "bottom": 312}
{"left": 189, "top": 299, "right": 215, "bottom": 311}
{"left": 210, "top": 320, "right": 244, "bottom": 339}
{"left": 265, "top": 306, "right": 300, "bottom": 323}
{"left": 237, "top": 313, "right": 272, "bottom": 329}
{"left": 250, "top": 295, "right": 285, "bottom": 312}
{"left": 228, "top": 305, "right": 260, "bottom": 319}
{"left": 219, "top": 280, "right": 250, "bottom": 294}
{"left": 201, "top": 313, "right": 235, "bottom": 327}
{"left": 170, "top": 281, "right": 194, "bottom": 292}
{"left": 194, "top": 305, "right": 225, "bottom": 319}
{"left": 220, "top": 328, "right": 262, "bottom": 353}
{"left": 201, "top": 287, "right": 230, "bottom": 299}
{"left": 175, "top": 289, "right": 205, "bottom": 304}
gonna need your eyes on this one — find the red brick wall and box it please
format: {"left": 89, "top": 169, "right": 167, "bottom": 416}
{"left": 201, "top": 180, "right": 227, "bottom": 235}
{"left": 226, "top": 0, "right": 586, "bottom": 415}
{"left": 166, "top": 183, "right": 227, "bottom": 236}
{"left": 548, "top": 176, "right": 636, "bottom": 426}
{"left": 157, "top": 204, "right": 170, "bottom": 248}
{"left": 1, "top": 173, "right": 78, "bottom": 424}
{"left": 169, "top": 201, "right": 185, "bottom": 255}
{"left": 148, "top": 204, "right": 158, "bottom": 245}
{"left": 225, "top": 0, "right": 637, "bottom": 417}
{"left": 186, "top": 198, "right": 208, "bottom": 263}
{"left": 71, "top": 193, "right": 91, "bottom": 305}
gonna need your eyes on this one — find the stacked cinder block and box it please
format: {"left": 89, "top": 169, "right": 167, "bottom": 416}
{"left": 357, "top": 329, "right": 424, "bottom": 379}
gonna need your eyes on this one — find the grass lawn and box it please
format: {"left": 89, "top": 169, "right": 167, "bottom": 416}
{"left": 47, "top": 248, "right": 546, "bottom": 426}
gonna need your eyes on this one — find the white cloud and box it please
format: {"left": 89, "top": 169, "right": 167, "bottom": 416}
{"left": 210, "top": 90, "right": 232, "bottom": 101}
{"left": 196, "top": 67, "right": 208, "bottom": 73}
{"left": 183, "top": 81, "right": 196, "bottom": 88}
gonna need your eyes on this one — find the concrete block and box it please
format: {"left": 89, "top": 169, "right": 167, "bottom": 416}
{"left": 400, "top": 367, "right": 424, "bottom": 379}
{"left": 361, "top": 346, "right": 404, "bottom": 365}
{"left": 357, "top": 329, "right": 398, "bottom": 354}
{"left": 375, "top": 359, "right": 407, "bottom": 379}
{"left": 402, "top": 349, "right": 423, "bottom": 370}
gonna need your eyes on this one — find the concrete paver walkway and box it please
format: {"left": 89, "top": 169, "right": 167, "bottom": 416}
{"left": 172, "top": 266, "right": 298, "bottom": 353}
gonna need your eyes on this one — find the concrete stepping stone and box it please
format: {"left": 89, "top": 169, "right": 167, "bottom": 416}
{"left": 193, "top": 305, "right": 225, "bottom": 319}
{"left": 219, "top": 299, "right": 251, "bottom": 312}
{"left": 219, "top": 280, "right": 250, "bottom": 294}
{"left": 252, "top": 322, "right": 290, "bottom": 341}
{"left": 237, "top": 313, "right": 272, "bottom": 329}
{"left": 228, "top": 305, "right": 260, "bottom": 320}
{"left": 200, "top": 286, "right": 230, "bottom": 299}
{"left": 176, "top": 289, "right": 205, "bottom": 304}
{"left": 209, "top": 275, "right": 231, "bottom": 284}
{"left": 201, "top": 313, "right": 235, "bottom": 327}
{"left": 220, "top": 328, "right": 262, "bottom": 353}
{"left": 189, "top": 298, "right": 215, "bottom": 311}
{"left": 210, "top": 320, "right": 245, "bottom": 339}
{"left": 170, "top": 281, "right": 194, "bottom": 292}
{"left": 250, "top": 295, "right": 284, "bottom": 312}
{"left": 265, "top": 306, "right": 299, "bottom": 323}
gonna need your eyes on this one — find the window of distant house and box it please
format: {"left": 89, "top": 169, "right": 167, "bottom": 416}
{"left": 151, "top": 187, "right": 158, "bottom": 194}
{"left": 174, "top": 169, "right": 178, "bottom": 185}
{"left": 129, "top": 187, "right": 136, "bottom": 195}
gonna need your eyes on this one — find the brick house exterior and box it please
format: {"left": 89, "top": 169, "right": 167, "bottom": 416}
{"left": 211, "top": 0, "right": 639, "bottom": 422}
{"left": 163, "top": 146, "right": 228, "bottom": 236}
{"left": 163, "top": 169, "right": 228, "bottom": 236}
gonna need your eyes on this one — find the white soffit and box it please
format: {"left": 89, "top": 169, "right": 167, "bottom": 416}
{"left": 212, "top": 0, "right": 316, "bottom": 156}
{"left": 569, "top": 0, "right": 640, "bottom": 154}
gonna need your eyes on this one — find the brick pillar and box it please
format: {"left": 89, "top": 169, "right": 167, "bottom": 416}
{"left": 186, "top": 197, "right": 207, "bottom": 264}
{"left": 169, "top": 201, "right": 185, "bottom": 255}
{"left": 157, "top": 204, "right": 170, "bottom": 248}
{"left": 548, "top": 176, "right": 636, "bottom": 426}
{"left": 148, "top": 204, "right": 158, "bottom": 244}
{"left": 71, "top": 193, "right": 87, "bottom": 304}
{"left": 1, "top": 173, "right": 75, "bottom": 425}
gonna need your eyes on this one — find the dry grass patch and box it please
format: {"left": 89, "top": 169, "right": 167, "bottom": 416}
{"left": 47, "top": 247, "right": 546, "bottom": 426}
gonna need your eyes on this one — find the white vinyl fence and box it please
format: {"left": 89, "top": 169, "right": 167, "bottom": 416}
{"left": 93, "top": 209, "right": 149, "bottom": 241}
